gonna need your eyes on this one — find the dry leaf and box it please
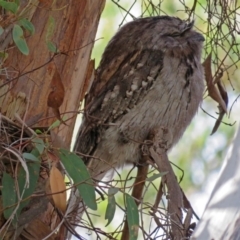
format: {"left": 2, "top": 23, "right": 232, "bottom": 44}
{"left": 217, "top": 79, "right": 228, "bottom": 109}
{"left": 50, "top": 165, "right": 66, "bottom": 213}
{"left": 203, "top": 53, "right": 228, "bottom": 134}
{"left": 203, "top": 53, "right": 227, "bottom": 113}
{"left": 47, "top": 64, "right": 65, "bottom": 108}
{"left": 47, "top": 64, "right": 66, "bottom": 124}
{"left": 210, "top": 79, "right": 229, "bottom": 134}
{"left": 210, "top": 106, "right": 225, "bottom": 135}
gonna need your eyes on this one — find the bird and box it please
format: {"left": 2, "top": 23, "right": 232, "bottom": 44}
{"left": 74, "top": 16, "right": 205, "bottom": 180}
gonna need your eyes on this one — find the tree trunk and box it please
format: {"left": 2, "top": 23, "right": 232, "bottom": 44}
{"left": 192, "top": 125, "right": 240, "bottom": 239}
{"left": 0, "top": 0, "right": 105, "bottom": 239}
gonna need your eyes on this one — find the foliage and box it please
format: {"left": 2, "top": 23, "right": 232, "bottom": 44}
{"left": 0, "top": 0, "right": 57, "bottom": 60}
{"left": 45, "top": 16, "right": 58, "bottom": 53}
{"left": 1, "top": 134, "right": 41, "bottom": 226}
{"left": 125, "top": 193, "right": 139, "bottom": 240}
{"left": 59, "top": 149, "right": 97, "bottom": 210}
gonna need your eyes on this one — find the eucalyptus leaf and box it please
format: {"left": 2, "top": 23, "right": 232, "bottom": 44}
{"left": 126, "top": 194, "right": 139, "bottom": 240}
{"left": 45, "top": 16, "right": 58, "bottom": 52}
{"left": 0, "top": 27, "right": 4, "bottom": 35}
{"left": 108, "top": 187, "right": 119, "bottom": 196}
{"left": 23, "top": 152, "right": 39, "bottom": 162}
{"left": 48, "top": 119, "right": 61, "bottom": 130}
{"left": 16, "top": 163, "right": 40, "bottom": 219}
{"left": 59, "top": 149, "right": 97, "bottom": 210}
{"left": 32, "top": 137, "right": 45, "bottom": 154}
{"left": 0, "top": 1, "right": 18, "bottom": 13}
{"left": 0, "top": 51, "right": 8, "bottom": 61}
{"left": 12, "top": 24, "right": 29, "bottom": 55}
{"left": 146, "top": 172, "right": 168, "bottom": 182}
{"left": 48, "top": 115, "right": 67, "bottom": 130}
{"left": 19, "top": 18, "right": 35, "bottom": 35}
{"left": 14, "top": 0, "right": 20, "bottom": 6}
{"left": 46, "top": 16, "right": 55, "bottom": 41}
{"left": 2, "top": 162, "right": 40, "bottom": 223}
{"left": 35, "top": 129, "right": 43, "bottom": 134}
{"left": 105, "top": 195, "right": 116, "bottom": 226}
{"left": 47, "top": 41, "right": 57, "bottom": 53}
{"left": 2, "top": 173, "right": 16, "bottom": 219}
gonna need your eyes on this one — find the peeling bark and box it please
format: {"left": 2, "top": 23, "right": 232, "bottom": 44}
{"left": 0, "top": 0, "right": 105, "bottom": 239}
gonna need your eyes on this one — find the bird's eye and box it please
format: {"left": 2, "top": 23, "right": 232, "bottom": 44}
{"left": 171, "top": 32, "right": 180, "bottom": 37}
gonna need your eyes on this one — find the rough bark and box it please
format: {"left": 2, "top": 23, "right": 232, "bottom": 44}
{"left": 1, "top": 0, "right": 105, "bottom": 146}
{"left": 0, "top": 0, "right": 105, "bottom": 239}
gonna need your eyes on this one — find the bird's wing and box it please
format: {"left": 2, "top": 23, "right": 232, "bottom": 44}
{"left": 86, "top": 48, "right": 164, "bottom": 125}
{"left": 74, "top": 48, "right": 164, "bottom": 156}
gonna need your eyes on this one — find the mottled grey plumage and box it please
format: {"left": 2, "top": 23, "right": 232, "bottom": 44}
{"left": 74, "top": 16, "right": 204, "bottom": 179}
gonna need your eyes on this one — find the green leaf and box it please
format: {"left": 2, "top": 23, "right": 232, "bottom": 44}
{"left": 48, "top": 115, "right": 67, "bottom": 131}
{"left": 46, "top": 41, "right": 57, "bottom": 53}
{"left": 105, "top": 187, "right": 118, "bottom": 226}
{"left": 105, "top": 195, "right": 116, "bottom": 227}
{"left": 0, "top": 51, "right": 8, "bottom": 61}
{"left": 2, "top": 163, "right": 40, "bottom": 223}
{"left": 35, "top": 129, "right": 43, "bottom": 134}
{"left": 14, "top": 0, "right": 20, "bottom": 6}
{"left": 31, "top": 147, "right": 40, "bottom": 158}
{"left": 45, "top": 16, "right": 58, "bottom": 53}
{"left": 48, "top": 119, "right": 61, "bottom": 130}
{"left": 108, "top": 187, "right": 119, "bottom": 195}
{"left": 59, "top": 149, "right": 97, "bottom": 210}
{"left": 0, "top": 27, "right": 4, "bottom": 35}
{"left": 126, "top": 194, "right": 139, "bottom": 240}
{"left": 23, "top": 152, "right": 39, "bottom": 162}
{"left": 12, "top": 24, "right": 29, "bottom": 55}
{"left": 0, "top": 1, "right": 18, "bottom": 13}
{"left": 46, "top": 16, "right": 55, "bottom": 41}
{"left": 32, "top": 137, "right": 45, "bottom": 154}
{"left": 19, "top": 18, "right": 35, "bottom": 35}
{"left": 2, "top": 173, "right": 16, "bottom": 219}
{"left": 146, "top": 172, "right": 168, "bottom": 182}
{"left": 16, "top": 162, "right": 40, "bottom": 218}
